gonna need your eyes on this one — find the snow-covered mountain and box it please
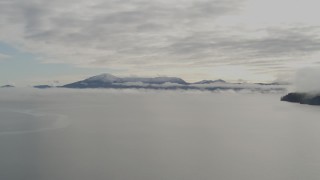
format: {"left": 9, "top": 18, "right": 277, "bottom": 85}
{"left": 85, "top": 73, "right": 121, "bottom": 83}
{"left": 63, "top": 73, "right": 187, "bottom": 88}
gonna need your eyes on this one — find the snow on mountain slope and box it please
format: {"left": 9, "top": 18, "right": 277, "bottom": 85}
{"left": 85, "top": 73, "right": 121, "bottom": 83}
{"left": 83, "top": 73, "right": 187, "bottom": 84}
{"left": 63, "top": 73, "right": 188, "bottom": 88}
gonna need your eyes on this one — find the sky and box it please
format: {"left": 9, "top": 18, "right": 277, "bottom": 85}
{"left": 1, "top": 0, "right": 320, "bottom": 86}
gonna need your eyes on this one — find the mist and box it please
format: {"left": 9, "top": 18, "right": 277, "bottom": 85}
{"left": 293, "top": 67, "right": 320, "bottom": 93}
{"left": 1, "top": 88, "right": 320, "bottom": 180}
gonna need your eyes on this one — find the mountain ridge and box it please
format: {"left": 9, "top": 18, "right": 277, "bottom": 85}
{"left": 60, "top": 73, "right": 286, "bottom": 93}
{"left": 63, "top": 73, "right": 188, "bottom": 88}
{"left": 193, "top": 79, "right": 226, "bottom": 84}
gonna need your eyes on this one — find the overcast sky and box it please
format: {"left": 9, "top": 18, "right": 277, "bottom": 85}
{"left": 1, "top": 0, "right": 320, "bottom": 85}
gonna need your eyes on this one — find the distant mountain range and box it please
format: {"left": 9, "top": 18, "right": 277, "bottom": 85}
{"left": 59, "top": 73, "right": 287, "bottom": 92}
{"left": 193, "top": 79, "right": 226, "bottom": 84}
{"left": 4, "top": 74, "right": 318, "bottom": 106}
{"left": 33, "top": 85, "right": 53, "bottom": 89}
{"left": 63, "top": 73, "right": 188, "bottom": 88}
{"left": 0, "top": 73, "right": 288, "bottom": 93}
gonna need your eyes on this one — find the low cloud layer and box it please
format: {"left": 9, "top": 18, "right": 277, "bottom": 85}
{"left": 110, "top": 81, "right": 286, "bottom": 94}
{"left": 1, "top": 0, "right": 320, "bottom": 80}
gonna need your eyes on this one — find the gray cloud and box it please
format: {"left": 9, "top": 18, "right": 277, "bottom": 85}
{"left": 168, "top": 27, "right": 320, "bottom": 61}
{"left": 1, "top": 0, "right": 320, "bottom": 79}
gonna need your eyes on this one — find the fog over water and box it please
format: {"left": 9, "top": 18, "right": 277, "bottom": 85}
{"left": 293, "top": 67, "right": 320, "bottom": 93}
{"left": 0, "top": 88, "right": 320, "bottom": 180}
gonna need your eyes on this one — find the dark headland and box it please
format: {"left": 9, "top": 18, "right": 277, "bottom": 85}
{"left": 1, "top": 85, "right": 15, "bottom": 88}
{"left": 281, "top": 93, "right": 320, "bottom": 106}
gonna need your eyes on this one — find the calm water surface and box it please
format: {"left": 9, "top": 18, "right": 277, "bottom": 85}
{"left": 0, "top": 89, "right": 320, "bottom": 180}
